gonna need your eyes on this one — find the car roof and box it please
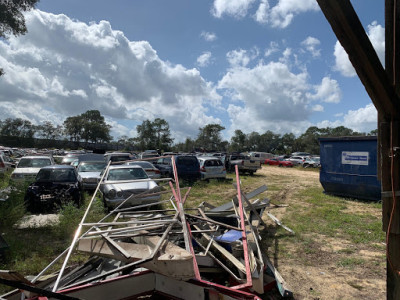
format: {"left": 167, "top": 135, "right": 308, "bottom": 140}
{"left": 40, "top": 165, "right": 75, "bottom": 170}
{"left": 107, "top": 165, "right": 143, "bottom": 170}
{"left": 198, "top": 157, "right": 221, "bottom": 160}
{"left": 21, "top": 156, "right": 52, "bottom": 159}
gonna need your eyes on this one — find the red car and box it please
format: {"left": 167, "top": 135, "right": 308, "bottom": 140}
{"left": 264, "top": 158, "right": 293, "bottom": 167}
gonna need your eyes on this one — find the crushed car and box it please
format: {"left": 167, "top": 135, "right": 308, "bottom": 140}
{"left": 24, "top": 165, "right": 83, "bottom": 213}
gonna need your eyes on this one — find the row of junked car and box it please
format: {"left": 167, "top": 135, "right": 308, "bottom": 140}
{"left": 4, "top": 152, "right": 229, "bottom": 213}
{"left": 264, "top": 154, "right": 320, "bottom": 168}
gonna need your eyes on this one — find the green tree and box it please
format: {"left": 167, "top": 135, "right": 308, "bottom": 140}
{"left": 0, "top": 0, "right": 39, "bottom": 76}
{"left": 135, "top": 118, "right": 173, "bottom": 151}
{"left": 153, "top": 118, "right": 173, "bottom": 151}
{"left": 245, "top": 132, "right": 261, "bottom": 152}
{"left": 80, "top": 110, "right": 112, "bottom": 143}
{"left": 63, "top": 116, "right": 83, "bottom": 142}
{"left": 279, "top": 133, "right": 296, "bottom": 154}
{"left": 0, "top": 118, "right": 35, "bottom": 138}
{"left": 229, "top": 129, "right": 247, "bottom": 152}
{"left": 36, "top": 121, "right": 63, "bottom": 140}
{"left": 195, "top": 124, "right": 226, "bottom": 151}
{"left": 368, "top": 129, "right": 378, "bottom": 136}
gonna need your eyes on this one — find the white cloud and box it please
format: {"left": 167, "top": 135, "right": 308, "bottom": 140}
{"left": 0, "top": 10, "right": 222, "bottom": 142}
{"left": 226, "top": 48, "right": 259, "bottom": 67}
{"left": 312, "top": 104, "right": 324, "bottom": 112}
{"left": 197, "top": 51, "right": 212, "bottom": 67}
{"left": 213, "top": 0, "right": 318, "bottom": 28}
{"left": 200, "top": 31, "right": 217, "bottom": 42}
{"left": 254, "top": 0, "right": 269, "bottom": 24}
{"left": 317, "top": 103, "right": 377, "bottom": 133}
{"left": 309, "top": 77, "right": 341, "bottom": 104}
{"left": 253, "top": 0, "right": 318, "bottom": 28}
{"left": 334, "top": 21, "right": 385, "bottom": 77}
{"left": 301, "top": 36, "right": 321, "bottom": 58}
{"left": 218, "top": 61, "right": 322, "bottom": 135}
{"left": 211, "top": 0, "right": 256, "bottom": 19}
{"left": 264, "top": 41, "right": 279, "bottom": 57}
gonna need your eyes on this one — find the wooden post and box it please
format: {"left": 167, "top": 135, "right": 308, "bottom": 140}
{"left": 384, "top": 1, "right": 400, "bottom": 298}
{"left": 316, "top": 1, "right": 400, "bottom": 298}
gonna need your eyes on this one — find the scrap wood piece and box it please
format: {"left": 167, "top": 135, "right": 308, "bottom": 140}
{"left": 264, "top": 254, "right": 293, "bottom": 298}
{"left": 193, "top": 224, "right": 246, "bottom": 274}
{"left": 132, "top": 231, "right": 195, "bottom": 280}
{"left": 77, "top": 237, "right": 195, "bottom": 280}
{"left": 232, "top": 184, "right": 268, "bottom": 202}
{"left": 0, "top": 277, "right": 79, "bottom": 300}
{"left": 191, "top": 235, "right": 244, "bottom": 283}
{"left": 240, "top": 192, "right": 267, "bottom": 227}
{"left": 266, "top": 212, "right": 295, "bottom": 234}
{"left": 76, "top": 239, "right": 152, "bottom": 262}
{"left": 186, "top": 213, "right": 242, "bottom": 231}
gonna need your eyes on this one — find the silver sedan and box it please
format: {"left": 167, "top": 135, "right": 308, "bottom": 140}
{"left": 99, "top": 165, "right": 161, "bottom": 209}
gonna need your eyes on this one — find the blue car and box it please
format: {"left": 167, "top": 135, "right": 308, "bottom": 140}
{"left": 153, "top": 155, "right": 200, "bottom": 182}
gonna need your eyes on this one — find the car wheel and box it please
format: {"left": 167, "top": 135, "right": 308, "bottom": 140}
{"left": 74, "top": 193, "right": 82, "bottom": 208}
{"left": 278, "top": 164, "right": 283, "bottom": 167}
{"left": 249, "top": 171, "right": 254, "bottom": 176}
{"left": 24, "top": 195, "right": 37, "bottom": 213}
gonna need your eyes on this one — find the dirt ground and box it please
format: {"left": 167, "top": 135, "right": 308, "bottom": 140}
{"left": 258, "top": 166, "right": 386, "bottom": 300}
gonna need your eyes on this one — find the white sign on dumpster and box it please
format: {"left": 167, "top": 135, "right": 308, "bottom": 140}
{"left": 341, "top": 151, "right": 369, "bottom": 165}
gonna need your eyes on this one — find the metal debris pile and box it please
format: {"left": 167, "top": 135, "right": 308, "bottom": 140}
{"left": 0, "top": 162, "right": 294, "bottom": 300}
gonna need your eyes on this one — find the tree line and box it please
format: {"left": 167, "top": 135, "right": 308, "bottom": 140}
{"left": 0, "top": 110, "right": 377, "bottom": 155}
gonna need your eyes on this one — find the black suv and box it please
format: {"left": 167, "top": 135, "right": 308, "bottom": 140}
{"left": 154, "top": 155, "right": 200, "bottom": 182}
{"left": 24, "top": 165, "right": 82, "bottom": 213}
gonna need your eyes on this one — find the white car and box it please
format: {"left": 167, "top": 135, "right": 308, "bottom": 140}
{"left": 198, "top": 157, "right": 227, "bottom": 181}
{"left": 77, "top": 161, "right": 107, "bottom": 190}
{"left": 10, "top": 156, "right": 55, "bottom": 183}
{"left": 99, "top": 165, "right": 161, "bottom": 209}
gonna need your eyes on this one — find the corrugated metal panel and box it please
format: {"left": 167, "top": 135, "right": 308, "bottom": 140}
{"left": 319, "top": 136, "right": 381, "bottom": 201}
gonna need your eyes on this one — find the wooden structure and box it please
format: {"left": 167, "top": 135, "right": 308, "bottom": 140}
{"left": 316, "top": 1, "right": 400, "bottom": 298}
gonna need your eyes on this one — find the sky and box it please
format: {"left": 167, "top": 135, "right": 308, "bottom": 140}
{"left": 0, "top": 0, "right": 384, "bottom": 143}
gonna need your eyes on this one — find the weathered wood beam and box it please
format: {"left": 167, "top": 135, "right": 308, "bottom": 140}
{"left": 317, "top": 0, "right": 400, "bottom": 117}
{"left": 384, "top": 1, "right": 400, "bottom": 299}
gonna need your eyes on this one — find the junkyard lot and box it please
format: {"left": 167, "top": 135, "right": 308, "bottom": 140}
{"left": 0, "top": 165, "right": 385, "bottom": 299}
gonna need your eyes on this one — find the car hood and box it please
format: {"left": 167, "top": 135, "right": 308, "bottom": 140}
{"left": 13, "top": 167, "right": 41, "bottom": 174}
{"left": 29, "top": 181, "right": 78, "bottom": 191}
{"left": 78, "top": 172, "right": 101, "bottom": 179}
{"left": 103, "top": 180, "right": 157, "bottom": 191}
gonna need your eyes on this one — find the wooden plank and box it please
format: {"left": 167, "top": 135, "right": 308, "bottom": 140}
{"left": 264, "top": 254, "right": 293, "bottom": 298}
{"left": 241, "top": 192, "right": 267, "bottom": 227}
{"left": 267, "top": 212, "right": 295, "bottom": 234}
{"left": 193, "top": 224, "right": 246, "bottom": 274}
{"left": 76, "top": 239, "right": 151, "bottom": 262}
{"left": 317, "top": 0, "right": 400, "bottom": 117}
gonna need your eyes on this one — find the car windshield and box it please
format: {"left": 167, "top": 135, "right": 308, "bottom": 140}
{"left": 18, "top": 158, "right": 51, "bottom": 168}
{"left": 176, "top": 157, "right": 198, "bottom": 166}
{"left": 110, "top": 155, "right": 130, "bottom": 162}
{"left": 107, "top": 168, "right": 148, "bottom": 181}
{"left": 204, "top": 160, "right": 222, "bottom": 167}
{"left": 127, "top": 161, "right": 153, "bottom": 168}
{"left": 36, "top": 168, "right": 76, "bottom": 182}
{"left": 77, "top": 162, "right": 106, "bottom": 172}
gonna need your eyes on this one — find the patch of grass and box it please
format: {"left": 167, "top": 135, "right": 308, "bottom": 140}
{"left": 338, "top": 257, "right": 366, "bottom": 268}
{"left": 337, "top": 248, "right": 357, "bottom": 255}
{"left": 282, "top": 187, "right": 385, "bottom": 245}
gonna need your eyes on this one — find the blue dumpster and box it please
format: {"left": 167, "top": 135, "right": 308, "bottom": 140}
{"left": 319, "top": 136, "right": 381, "bottom": 201}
